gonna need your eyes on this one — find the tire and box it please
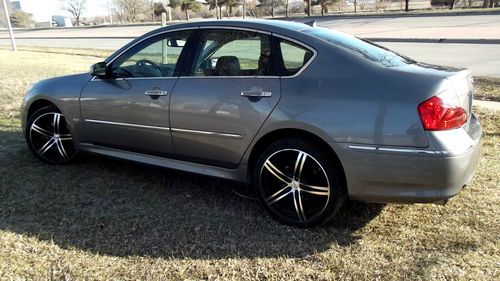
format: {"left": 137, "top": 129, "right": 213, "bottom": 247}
{"left": 25, "top": 106, "right": 77, "bottom": 164}
{"left": 253, "top": 138, "right": 346, "bottom": 228}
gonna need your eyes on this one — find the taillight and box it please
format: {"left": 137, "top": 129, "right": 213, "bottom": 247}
{"left": 417, "top": 95, "right": 467, "bottom": 131}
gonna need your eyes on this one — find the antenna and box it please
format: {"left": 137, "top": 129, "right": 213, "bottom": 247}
{"left": 304, "top": 20, "right": 316, "bottom": 27}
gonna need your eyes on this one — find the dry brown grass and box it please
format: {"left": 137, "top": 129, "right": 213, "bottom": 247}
{"left": 0, "top": 48, "right": 499, "bottom": 280}
{"left": 475, "top": 77, "right": 500, "bottom": 102}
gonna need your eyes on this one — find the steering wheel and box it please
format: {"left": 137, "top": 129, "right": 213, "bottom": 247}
{"left": 134, "top": 59, "right": 164, "bottom": 77}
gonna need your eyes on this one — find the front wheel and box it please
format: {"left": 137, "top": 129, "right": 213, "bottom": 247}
{"left": 253, "top": 138, "right": 346, "bottom": 228}
{"left": 25, "top": 106, "right": 77, "bottom": 164}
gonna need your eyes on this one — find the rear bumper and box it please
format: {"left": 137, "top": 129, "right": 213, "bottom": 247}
{"left": 331, "top": 114, "right": 482, "bottom": 203}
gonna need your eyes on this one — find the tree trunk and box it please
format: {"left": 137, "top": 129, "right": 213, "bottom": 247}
{"left": 482, "top": 0, "right": 489, "bottom": 8}
{"left": 450, "top": 0, "right": 455, "bottom": 9}
{"left": 215, "top": 0, "right": 219, "bottom": 19}
{"left": 219, "top": 6, "right": 222, "bottom": 19}
{"left": 405, "top": 0, "right": 409, "bottom": 11}
{"left": 286, "top": 0, "right": 289, "bottom": 17}
{"left": 272, "top": 1, "right": 275, "bottom": 17}
{"left": 354, "top": 0, "right": 357, "bottom": 12}
{"left": 243, "top": 1, "right": 246, "bottom": 18}
{"left": 307, "top": 0, "right": 311, "bottom": 16}
{"left": 489, "top": 0, "right": 494, "bottom": 7}
{"left": 185, "top": 9, "right": 189, "bottom": 21}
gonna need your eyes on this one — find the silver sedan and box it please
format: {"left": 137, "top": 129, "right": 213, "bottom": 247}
{"left": 21, "top": 20, "right": 482, "bottom": 227}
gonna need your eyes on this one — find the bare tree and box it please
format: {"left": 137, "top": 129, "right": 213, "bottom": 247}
{"left": 449, "top": 0, "right": 456, "bottom": 9}
{"left": 0, "top": 1, "right": 13, "bottom": 26}
{"left": 313, "top": 0, "right": 338, "bottom": 15}
{"left": 112, "top": 0, "right": 151, "bottom": 23}
{"left": 60, "top": 0, "right": 87, "bottom": 26}
{"left": 259, "top": 0, "right": 284, "bottom": 17}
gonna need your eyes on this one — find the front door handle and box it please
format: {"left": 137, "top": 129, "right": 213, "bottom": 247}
{"left": 145, "top": 89, "right": 168, "bottom": 96}
{"left": 241, "top": 91, "right": 272, "bottom": 97}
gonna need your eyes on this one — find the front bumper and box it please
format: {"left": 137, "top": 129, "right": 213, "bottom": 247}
{"left": 331, "top": 114, "right": 482, "bottom": 203}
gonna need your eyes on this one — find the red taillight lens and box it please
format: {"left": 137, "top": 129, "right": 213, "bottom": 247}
{"left": 417, "top": 96, "right": 467, "bottom": 130}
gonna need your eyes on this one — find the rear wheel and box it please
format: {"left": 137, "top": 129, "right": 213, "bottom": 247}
{"left": 25, "top": 106, "right": 77, "bottom": 164}
{"left": 253, "top": 138, "right": 346, "bottom": 228}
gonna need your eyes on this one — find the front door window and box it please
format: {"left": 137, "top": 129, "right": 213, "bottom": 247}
{"left": 111, "top": 30, "right": 191, "bottom": 78}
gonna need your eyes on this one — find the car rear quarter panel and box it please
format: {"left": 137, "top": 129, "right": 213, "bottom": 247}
{"left": 270, "top": 41, "right": 451, "bottom": 149}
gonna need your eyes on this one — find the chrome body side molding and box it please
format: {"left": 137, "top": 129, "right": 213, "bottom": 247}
{"left": 84, "top": 119, "right": 243, "bottom": 139}
{"left": 85, "top": 119, "right": 171, "bottom": 131}
{"left": 171, "top": 128, "right": 243, "bottom": 139}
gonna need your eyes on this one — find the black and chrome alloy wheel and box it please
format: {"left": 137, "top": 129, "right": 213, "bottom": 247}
{"left": 26, "top": 107, "right": 77, "bottom": 164}
{"left": 254, "top": 138, "right": 345, "bottom": 227}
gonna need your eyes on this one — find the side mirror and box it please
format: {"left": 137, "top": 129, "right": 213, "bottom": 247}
{"left": 90, "top": 62, "right": 108, "bottom": 78}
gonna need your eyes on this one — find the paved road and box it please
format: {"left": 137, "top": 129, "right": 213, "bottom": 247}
{"left": 1, "top": 14, "right": 499, "bottom": 40}
{"left": 298, "top": 14, "right": 500, "bottom": 39}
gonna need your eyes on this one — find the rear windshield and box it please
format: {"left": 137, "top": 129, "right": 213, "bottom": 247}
{"left": 304, "top": 27, "right": 415, "bottom": 67}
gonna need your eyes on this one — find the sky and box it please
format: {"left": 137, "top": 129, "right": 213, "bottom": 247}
{"left": 16, "top": 0, "right": 110, "bottom": 22}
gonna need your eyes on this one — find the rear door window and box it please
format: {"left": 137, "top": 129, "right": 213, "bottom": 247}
{"left": 279, "top": 40, "right": 314, "bottom": 76}
{"left": 192, "top": 29, "right": 273, "bottom": 77}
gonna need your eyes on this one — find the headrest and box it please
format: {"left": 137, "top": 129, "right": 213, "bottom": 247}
{"left": 215, "top": 56, "right": 241, "bottom": 76}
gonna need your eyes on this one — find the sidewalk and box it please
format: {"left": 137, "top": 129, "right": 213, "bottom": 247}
{"left": 474, "top": 100, "right": 500, "bottom": 111}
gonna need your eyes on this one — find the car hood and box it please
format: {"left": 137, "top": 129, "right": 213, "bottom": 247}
{"left": 31, "top": 73, "right": 93, "bottom": 92}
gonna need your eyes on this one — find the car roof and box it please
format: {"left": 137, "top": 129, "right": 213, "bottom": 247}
{"left": 160, "top": 19, "right": 315, "bottom": 37}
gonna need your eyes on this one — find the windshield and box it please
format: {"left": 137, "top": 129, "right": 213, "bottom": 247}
{"left": 304, "top": 27, "right": 415, "bottom": 67}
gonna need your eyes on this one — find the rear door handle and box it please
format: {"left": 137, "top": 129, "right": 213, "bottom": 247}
{"left": 241, "top": 91, "right": 272, "bottom": 97}
{"left": 145, "top": 89, "right": 168, "bottom": 96}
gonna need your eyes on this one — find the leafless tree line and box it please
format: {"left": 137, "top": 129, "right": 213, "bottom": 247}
{"left": 56, "top": 0, "right": 499, "bottom": 25}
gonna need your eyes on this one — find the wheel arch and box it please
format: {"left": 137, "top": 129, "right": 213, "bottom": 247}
{"left": 246, "top": 128, "right": 347, "bottom": 188}
{"left": 27, "top": 99, "right": 58, "bottom": 119}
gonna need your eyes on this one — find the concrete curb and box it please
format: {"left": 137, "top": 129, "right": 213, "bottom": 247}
{"left": 283, "top": 9, "right": 500, "bottom": 21}
{"left": 474, "top": 100, "right": 500, "bottom": 111}
{"left": 365, "top": 38, "right": 500, "bottom": 44}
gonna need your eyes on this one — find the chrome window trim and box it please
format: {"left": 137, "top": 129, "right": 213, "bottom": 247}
{"left": 171, "top": 128, "right": 243, "bottom": 139}
{"left": 90, "top": 25, "right": 317, "bottom": 80}
{"left": 91, "top": 76, "right": 179, "bottom": 82}
{"left": 85, "top": 119, "right": 171, "bottom": 131}
{"left": 198, "top": 25, "right": 272, "bottom": 35}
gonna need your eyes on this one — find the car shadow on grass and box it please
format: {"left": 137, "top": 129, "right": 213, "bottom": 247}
{"left": 0, "top": 130, "right": 384, "bottom": 259}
